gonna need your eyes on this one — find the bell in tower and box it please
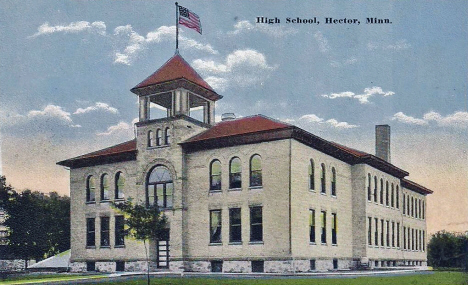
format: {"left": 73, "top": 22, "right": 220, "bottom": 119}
{"left": 130, "top": 53, "right": 222, "bottom": 125}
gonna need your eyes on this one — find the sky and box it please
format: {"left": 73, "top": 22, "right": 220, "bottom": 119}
{"left": 0, "top": 0, "right": 467, "bottom": 235}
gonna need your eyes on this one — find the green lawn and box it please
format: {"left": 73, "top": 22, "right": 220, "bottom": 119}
{"left": 0, "top": 273, "right": 104, "bottom": 284}
{"left": 97, "top": 272, "right": 467, "bottom": 285}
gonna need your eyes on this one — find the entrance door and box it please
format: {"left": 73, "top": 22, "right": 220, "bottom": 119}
{"left": 156, "top": 229, "right": 170, "bottom": 269}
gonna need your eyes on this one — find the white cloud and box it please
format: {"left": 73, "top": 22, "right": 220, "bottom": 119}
{"left": 392, "top": 111, "right": 468, "bottom": 128}
{"left": 113, "top": 25, "right": 217, "bottom": 65}
{"left": 367, "top": 39, "right": 411, "bottom": 51}
{"left": 192, "top": 49, "right": 277, "bottom": 91}
{"left": 27, "top": 104, "right": 72, "bottom": 122}
{"left": 299, "top": 114, "right": 358, "bottom": 129}
{"left": 30, "top": 21, "right": 106, "bottom": 38}
{"left": 97, "top": 121, "right": 131, "bottom": 136}
{"left": 322, "top": 86, "right": 395, "bottom": 104}
{"left": 228, "top": 20, "right": 297, "bottom": 38}
{"left": 74, "top": 102, "right": 119, "bottom": 115}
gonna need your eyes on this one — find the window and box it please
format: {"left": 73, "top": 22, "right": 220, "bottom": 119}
{"left": 249, "top": 155, "right": 262, "bottom": 187}
{"left": 251, "top": 260, "right": 264, "bottom": 273}
{"left": 403, "top": 226, "right": 406, "bottom": 249}
{"left": 116, "top": 261, "right": 125, "bottom": 272}
{"left": 419, "top": 199, "right": 422, "bottom": 219}
{"left": 209, "top": 160, "right": 222, "bottom": 191}
{"left": 101, "top": 217, "right": 110, "bottom": 247}
{"left": 164, "top": 127, "right": 171, "bottom": 145}
{"left": 415, "top": 199, "right": 418, "bottom": 218}
{"left": 211, "top": 260, "right": 223, "bottom": 272}
{"left": 146, "top": 165, "right": 173, "bottom": 208}
{"left": 422, "top": 201, "right": 425, "bottom": 219}
{"left": 86, "top": 218, "right": 95, "bottom": 247}
{"left": 333, "top": 259, "right": 338, "bottom": 269}
{"left": 86, "top": 176, "right": 96, "bottom": 202}
{"left": 396, "top": 186, "right": 399, "bottom": 209}
{"left": 373, "top": 176, "right": 378, "bottom": 202}
{"left": 423, "top": 231, "right": 426, "bottom": 251}
{"left": 367, "top": 174, "right": 371, "bottom": 201}
{"left": 321, "top": 164, "right": 326, "bottom": 194}
{"left": 250, "top": 206, "right": 263, "bottom": 242}
{"left": 229, "top": 208, "right": 242, "bottom": 243}
{"left": 115, "top": 172, "right": 125, "bottom": 200}
{"left": 397, "top": 223, "right": 400, "bottom": 248}
{"left": 407, "top": 195, "right": 410, "bottom": 216}
{"left": 101, "top": 174, "right": 109, "bottom": 201}
{"left": 380, "top": 219, "right": 384, "bottom": 246}
{"left": 374, "top": 218, "right": 378, "bottom": 246}
{"left": 321, "top": 211, "right": 327, "bottom": 243}
{"left": 368, "top": 217, "right": 372, "bottom": 245}
{"left": 309, "top": 160, "right": 315, "bottom": 191}
{"left": 210, "top": 210, "right": 222, "bottom": 243}
{"left": 380, "top": 179, "right": 384, "bottom": 204}
{"left": 411, "top": 197, "right": 414, "bottom": 217}
{"left": 412, "top": 228, "right": 414, "bottom": 250}
{"left": 156, "top": 129, "right": 162, "bottom": 146}
{"left": 391, "top": 221, "right": 395, "bottom": 247}
{"left": 147, "top": 130, "right": 155, "bottom": 147}
{"left": 331, "top": 168, "right": 337, "bottom": 196}
{"left": 86, "top": 262, "right": 96, "bottom": 272}
{"left": 331, "top": 213, "right": 337, "bottom": 245}
{"left": 391, "top": 184, "right": 394, "bottom": 207}
{"left": 229, "top": 157, "right": 242, "bottom": 189}
{"left": 403, "top": 193, "right": 406, "bottom": 214}
{"left": 386, "top": 221, "right": 390, "bottom": 247}
{"left": 309, "top": 209, "right": 316, "bottom": 243}
{"left": 415, "top": 230, "right": 418, "bottom": 251}
{"left": 384, "top": 180, "right": 388, "bottom": 206}
{"left": 310, "top": 259, "right": 316, "bottom": 271}
{"left": 115, "top": 216, "right": 125, "bottom": 246}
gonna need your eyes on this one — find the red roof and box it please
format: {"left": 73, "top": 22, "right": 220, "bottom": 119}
{"left": 133, "top": 54, "right": 214, "bottom": 91}
{"left": 185, "top": 115, "right": 292, "bottom": 143}
{"left": 329, "top": 141, "right": 369, "bottom": 158}
{"left": 401, "top": 178, "right": 433, "bottom": 195}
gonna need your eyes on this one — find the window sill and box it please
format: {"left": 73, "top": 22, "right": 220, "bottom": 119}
{"left": 147, "top": 145, "right": 170, "bottom": 150}
{"left": 249, "top": 186, "right": 263, "bottom": 190}
{"left": 209, "top": 190, "right": 222, "bottom": 194}
{"left": 331, "top": 195, "right": 337, "bottom": 198}
{"left": 114, "top": 245, "right": 125, "bottom": 248}
{"left": 85, "top": 201, "right": 96, "bottom": 205}
{"left": 309, "top": 189, "right": 316, "bottom": 193}
{"left": 249, "top": 241, "right": 264, "bottom": 245}
{"left": 309, "top": 242, "right": 316, "bottom": 245}
{"left": 229, "top": 242, "right": 242, "bottom": 245}
{"left": 100, "top": 246, "right": 111, "bottom": 249}
{"left": 332, "top": 243, "right": 338, "bottom": 246}
{"left": 228, "top": 188, "right": 242, "bottom": 192}
{"left": 321, "top": 243, "right": 327, "bottom": 246}
{"left": 320, "top": 192, "right": 326, "bottom": 196}
{"left": 209, "top": 242, "right": 222, "bottom": 246}
{"left": 86, "top": 246, "right": 96, "bottom": 249}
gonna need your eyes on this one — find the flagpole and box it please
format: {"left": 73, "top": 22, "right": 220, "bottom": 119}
{"left": 175, "top": 2, "right": 179, "bottom": 52}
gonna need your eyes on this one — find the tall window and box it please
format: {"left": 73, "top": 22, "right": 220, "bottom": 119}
{"left": 86, "top": 176, "right": 96, "bottom": 202}
{"left": 374, "top": 218, "right": 378, "bottom": 246}
{"left": 210, "top": 210, "right": 222, "bottom": 243}
{"left": 101, "top": 217, "right": 110, "bottom": 247}
{"left": 411, "top": 197, "right": 414, "bottom": 217}
{"left": 250, "top": 206, "right": 263, "bottom": 242}
{"left": 407, "top": 195, "right": 410, "bottom": 216}
{"left": 423, "top": 231, "right": 426, "bottom": 251}
{"left": 391, "top": 184, "right": 394, "bottom": 207}
{"left": 386, "top": 220, "right": 390, "bottom": 247}
{"left": 249, "top": 155, "right": 262, "bottom": 187}
{"left": 391, "top": 221, "right": 395, "bottom": 247}
{"left": 380, "top": 219, "right": 384, "bottom": 246}
{"left": 331, "top": 213, "right": 337, "bottom": 245}
{"left": 396, "top": 185, "right": 399, "bottom": 209}
{"left": 86, "top": 218, "right": 95, "bottom": 247}
{"left": 321, "top": 211, "right": 326, "bottom": 243}
{"left": 367, "top": 174, "right": 371, "bottom": 201}
{"left": 383, "top": 180, "right": 387, "bottom": 205}
{"left": 115, "top": 216, "right": 125, "bottom": 246}
{"left": 148, "top": 130, "right": 155, "bottom": 147}
{"left": 373, "top": 176, "right": 378, "bottom": 202}
{"left": 156, "top": 129, "right": 162, "bottom": 146}
{"left": 309, "top": 209, "right": 316, "bottom": 243}
{"left": 209, "top": 160, "right": 222, "bottom": 191}
{"left": 164, "top": 127, "right": 171, "bottom": 145}
{"left": 309, "top": 160, "right": 315, "bottom": 191}
{"left": 397, "top": 223, "right": 400, "bottom": 248}
{"left": 229, "top": 157, "right": 242, "bottom": 189}
{"left": 115, "top": 172, "right": 125, "bottom": 200}
{"left": 415, "top": 199, "right": 418, "bottom": 218}
{"left": 419, "top": 199, "right": 422, "bottom": 219}
{"left": 380, "top": 179, "right": 384, "bottom": 204}
{"left": 403, "top": 226, "right": 406, "bottom": 249}
{"left": 101, "top": 174, "right": 109, "bottom": 201}
{"left": 321, "top": 164, "right": 326, "bottom": 194}
{"left": 229, "top": 208, "right": 242, "bottom": 243}
{"left": 331, "top": 168, "right": 337, "bottom": 196}
{"left": 368, "top": 217, "right": 372, "bottom": 245}
{"left": 422, "top": 201, "right": 425, "bottom": 219}
{"left": 146, "top": 165, "right": 173, "bottom": 208}
{"left": 403, "top": 193, "right": 406, "bottom": 214}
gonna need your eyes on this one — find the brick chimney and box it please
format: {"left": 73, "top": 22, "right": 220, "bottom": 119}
{"left": 375, "top": 125, "right": 391, "bottom": 162}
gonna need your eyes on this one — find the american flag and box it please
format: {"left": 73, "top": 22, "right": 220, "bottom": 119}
{"left": 178, "top": 5, "right": 202, "bottom": 34}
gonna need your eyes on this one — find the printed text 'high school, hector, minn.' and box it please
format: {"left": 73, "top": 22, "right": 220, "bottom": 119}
{"left": 255, "top": 17, "right": 392, "bottom": 25}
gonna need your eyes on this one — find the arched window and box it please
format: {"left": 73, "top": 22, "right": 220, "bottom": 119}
{"left": 367, "top": 174, "right": 371, "bottom": 201}
{"left": 320, "top": 164, "right": 326, "bottom": 194}
{"left": 391, "top": 184, "right": 394, "bottom": 207}
{"left": 407, "top": 195, "right": 410, "bottom": 215}
{"left": 156, "top": 129, "right": 162, "bottom": 146}
{"left": 101, "top": 174, "right": 109, "bottom": 201}
{"left": 115, "top": 172, "right": 125, "bottom": 200}
{"left": 147, "top": 130, "right": 155, "bottom": 147}
{"left": 210, "top": 160, "right": 221, "bottom": 191}
{"left": 229, "top": 157, "right": 242, "bottom": 189}
{"left": 380, "top": 179, "right": 384, "bottom": 204}
{"left": 422, "top": 201, "right": 425, "bottom": 219}
{"left": 331, "top": 167, "right": 336, "bottom": 196}
{"left": 396, "top": 185, "right": 399, "bottom": 209}
{"left": 385, "top": 181, "right": 389, "bottom": 206}
{"left": 164, "top": 127, "right": 171, "bottom": 145}
{"left": 411, "top": 197, "right": 414, "bottom": 217}
{"left": 373, "top": 176, "right": 378, "bottom": 202}
{"left": 403, "top": 193, "right": 406, "bottom": 214}
{"left": 147, "top": 165, "right": 173, "bottom": 208}
{"left": 86, "top": 176, "right": 96, "bottom": 202}
{"left": 250, "top": 155, "right": 262, "bottom": 187}
{"left": 309, "top": 160, "right": 315, "bottom": 191}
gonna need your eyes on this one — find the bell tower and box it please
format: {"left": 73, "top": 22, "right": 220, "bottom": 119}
{"left": 131, "top": 53, "right": 222, "bottom": 125}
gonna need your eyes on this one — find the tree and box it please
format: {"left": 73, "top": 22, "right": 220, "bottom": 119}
{"left": 113, "top": 200, "right": 168, "bottom": 285}
{"left": 428, "top": 231, "right": 468, "bottom": 269}
{"left": 0, "top": 176, "right": 70, "bottom": 268}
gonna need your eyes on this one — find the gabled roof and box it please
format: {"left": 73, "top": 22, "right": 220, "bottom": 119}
{"left": 401, "top": 178, "right": 433, "bottom": 195}
{"left": 57, "top": 140, "right": 137, "bottom": 168}
{"left": 130, "top": 53, "right": 222, "bottom": 101}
